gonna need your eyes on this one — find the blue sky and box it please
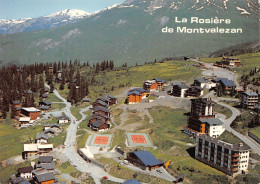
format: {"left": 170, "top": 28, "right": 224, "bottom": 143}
{"left": 0, "top": 0, "right": 125, "bottom": 19}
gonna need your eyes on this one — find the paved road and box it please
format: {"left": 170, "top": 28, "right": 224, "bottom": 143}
{"left": 113, "top": 157, "right": 176, "bottom": 182}
{"left": 201, "top": 64, "right": 260, "bottom": 155}
{"left": 45, "top": 84, "right": 125, "bottom": 184}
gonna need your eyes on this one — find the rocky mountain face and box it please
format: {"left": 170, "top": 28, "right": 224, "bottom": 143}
{"left": 0, "top": 0, "right": 259, "bottom": 66}
{"left": 0, "top": 9, "right": 90, "bottom": 34}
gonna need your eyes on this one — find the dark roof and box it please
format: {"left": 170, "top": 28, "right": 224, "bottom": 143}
{"left": 36, "top": 163, "right": 55, "bottom": 170}
{"left": 92, "top": 121, "right": 106, "bottom": 128}
{"left": 105, "top": 95, "right": 117, "bottom": 100}
{"left": 154, "top": 78, "right": 166, "bottom": 83}
{"left": 200, "top": 118, "right": 224, "bottom": 126}
{"left": 41, "top": 100, "right": 52, "bottom": 106}
{"left": 132, "top": 151, "right": 162, "bottom": 166}
{"left": 12, "top": 100, "right": 21, "bottom": 105}
{"left": 188, "top": 86, "right": 203, "bottom": 91}
{"left": 93, "top": 106, "right": 110, "bottom": 113}
{"left": 41, "top": 94, "right": 48, "bottom": 98}
{"left": 195, "top": 77, "right": 208, "bottom": 83}
{"left": 44, "top": 129, "right": 55, "bottom": 134}
{"left": 59, "top": 115, "right": 70, "bottom": 120}
{"left": 40, "top": 106, "right": 51, "bottom": 110}
{"left": 36, "top": 133, "right": 49, "bottom": 140}
{"left": 128, "top": 91, "right": 142, "bottom": 96}
{"left": 18, "top": 166, "right": 33, "bottom": 174}
{"left": 98, "top": 96, "right": 111, "bottom": 102}
{"left": 91, "top": 113, "right": 109, "bottom": 120}
{"left": 216, "top": 78, "right": 236, "bottom": 87}
{"left": 39, "top": 156, "right": 53, "bottom": 163}
{"left": 21, "top": 181, "right": 30, "bottom": 184}
{"left": 36, "top": 172, "right": 55, "bottom": 182}
{"left": 123, "top": 179, "right": 142, "bottom": 184}
{"left": 243, "top": 92, "right": 258, "bottom": 96}
{"left": 32, "top": 168, "right": 48, "bottom": 175}
{"left": 24, "top": 89, "right": 33, "bottom": 94}
{"left": 129, "top": 88, "right": 149, "bottom": 93}
{"left": 82, "top": 98, "right": 90, "bottom": 102}
{"left": 93, "top": 100, "right": 109, "bottom": 107}
{"left": 198, "top": 134, "right": 249, "bottom": 151}
{"left": 172, "top": 81, "right": 189, "bottom": 89}
{"left": 16, "top": 106, "right": 22, "bottom": 111}
{"left": 10, "top": 176, "right": 25, "bottom": 184}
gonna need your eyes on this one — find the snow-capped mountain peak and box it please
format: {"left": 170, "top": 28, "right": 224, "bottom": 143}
{"left": 0, "top": 9, "right": 91, "bottom": 34}
{"left": 44, "top": 9, "right": 90, "bottom": 19}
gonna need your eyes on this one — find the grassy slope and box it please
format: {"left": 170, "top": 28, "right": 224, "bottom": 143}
{"left": 215, "top": 104, "right": 232, "bottom": 119}
{"left": 144, "top": 107, "right": 225, "bottom": 183}
{"left": 86, "top": 60, "right": 201, "bottom": 100}
{"left": 201, "top": 52, "right": 260, "bottom": 78}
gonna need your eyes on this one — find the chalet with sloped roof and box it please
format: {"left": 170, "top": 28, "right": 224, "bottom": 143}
{"left": 127, "top": 151, "right": 163, "bottom": 170}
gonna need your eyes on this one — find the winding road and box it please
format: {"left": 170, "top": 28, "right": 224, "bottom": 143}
{"left": 43, "top": 60, "right": 260, "bottom": 183}
{"left": 202, "top": 63, "right": 260, "bottom": 155}
{"left": 45, "top": 84, "right": 124, "bottom": 184}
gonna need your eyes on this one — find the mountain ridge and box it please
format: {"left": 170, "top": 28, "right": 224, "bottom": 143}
{"left": 0, "top": 0, "right": 259, "bottom": 66}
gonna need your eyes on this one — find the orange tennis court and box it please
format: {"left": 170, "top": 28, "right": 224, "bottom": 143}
{"left": 94, "top": 136, "right": 109, "bottom": 145}
{"left": 126, "top": 133, "right": 152, "bottom": 147}
{"left": 131, "top": 135, "right": 147, "bottom": 144}
{"left": 88, "top": 134, "right": 112, "bottom": 147}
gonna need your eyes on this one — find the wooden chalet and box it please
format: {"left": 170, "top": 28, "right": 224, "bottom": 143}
{"left": 215, "top": 78, "right": 236, "bottom": 95}
{"left": 41, "top": 94, "right": 48, "bottom": 100}
{"left": 143, "top": 78, "right": 166, "bottom": 91}
{"left": 193, "top": 78, "right": 209, "bottom": 88}
{"left": 39, "top": 106, "right": 51, "bottom": 112}
{"left": 58, "top": 115, "right": 70, "bottom": 124}
{"left": 12, "top": 100, "right": 21, "bottom": 107}
{"left": 48, "top": 66, "right": 54, "bottom": 73}
{"left": 17, "top": 166, "right": 33, "bottom": 180}
{"left": 16, "top": 106, "right": 22, "bottom": 113}
{"left": 89, "top": 120, "right": 110, "bottom": 131}
{"left": 215, "top": 57, "right": 241, "bottom": 68}
{"left": 127, "top": 151, "right": 163, "bottom": 171}
{"left": 23, "top": 144, "right": 38, "bottom": 160}
{"left": 92, "top": 100, "right": 109, "bottom": 108}
{"left": 23, "top": 144, "right": 53, "bottom": 160}
{"left": 89, "top": 113, "right": 110, "bottom": 125}
{"left": 39, "top": 100, "right": 52, "bottom": 107}
{"left": 34, "top": 172, "right": 55, "bottom": 184}
{"left": 105, "top": 95, "right": 117, "bottom": 105}
{"left": 93, "top": 106, "right": 110, "bottom": 117}
{"left": 44, "top": 129, "right": 55, "bottom": 137}
{"left": 97, "top": 95, "right": 117, "bottom": 106}
{"left": 170, "top": 81, "right": 189, "bottom": 98}
{"left": 127, "top": 88, "right": 150, "bottom": 104}
{"left": 21, "top": 107, "right": 40, "bottom": 120}
{"left": 9, "top": 176, "right": 26, "bottom": 184}
{"left": 35, "top": 133, "right": 49, "bottom": 144}
{"left": 185, "top": 86, "right": 203, "bottom": 97}
{"left": 23, "top": 89, "right": 33, "bottom": 96}
{"left": 82, "top": 97, "right": 90, "bottom": 103}
{"left": 39, "top": 156, "right": 53, "bottom": 164}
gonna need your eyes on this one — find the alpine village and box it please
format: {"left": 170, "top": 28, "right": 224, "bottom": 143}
{"left": 0, "top": 51, "right": 259, "bottom": 184}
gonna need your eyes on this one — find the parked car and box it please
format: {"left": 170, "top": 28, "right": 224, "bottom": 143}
{"left": 156, "top": 169, "right": 162, "bottom": 173}
{"left": 103, "top": 176, "right": 108, "bottom": 179}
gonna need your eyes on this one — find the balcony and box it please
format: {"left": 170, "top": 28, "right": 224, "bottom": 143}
{"left": 232, "top": 153, "right": 239, "bottom": 157}
{"left": 231, "top": 162, "right": 239, "bottom": 166}
{"left": 231, "top": 158, "right": 240, "bottom": 162}
{"left": 231, "top": 167, "right": 239, "bottom": 172}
